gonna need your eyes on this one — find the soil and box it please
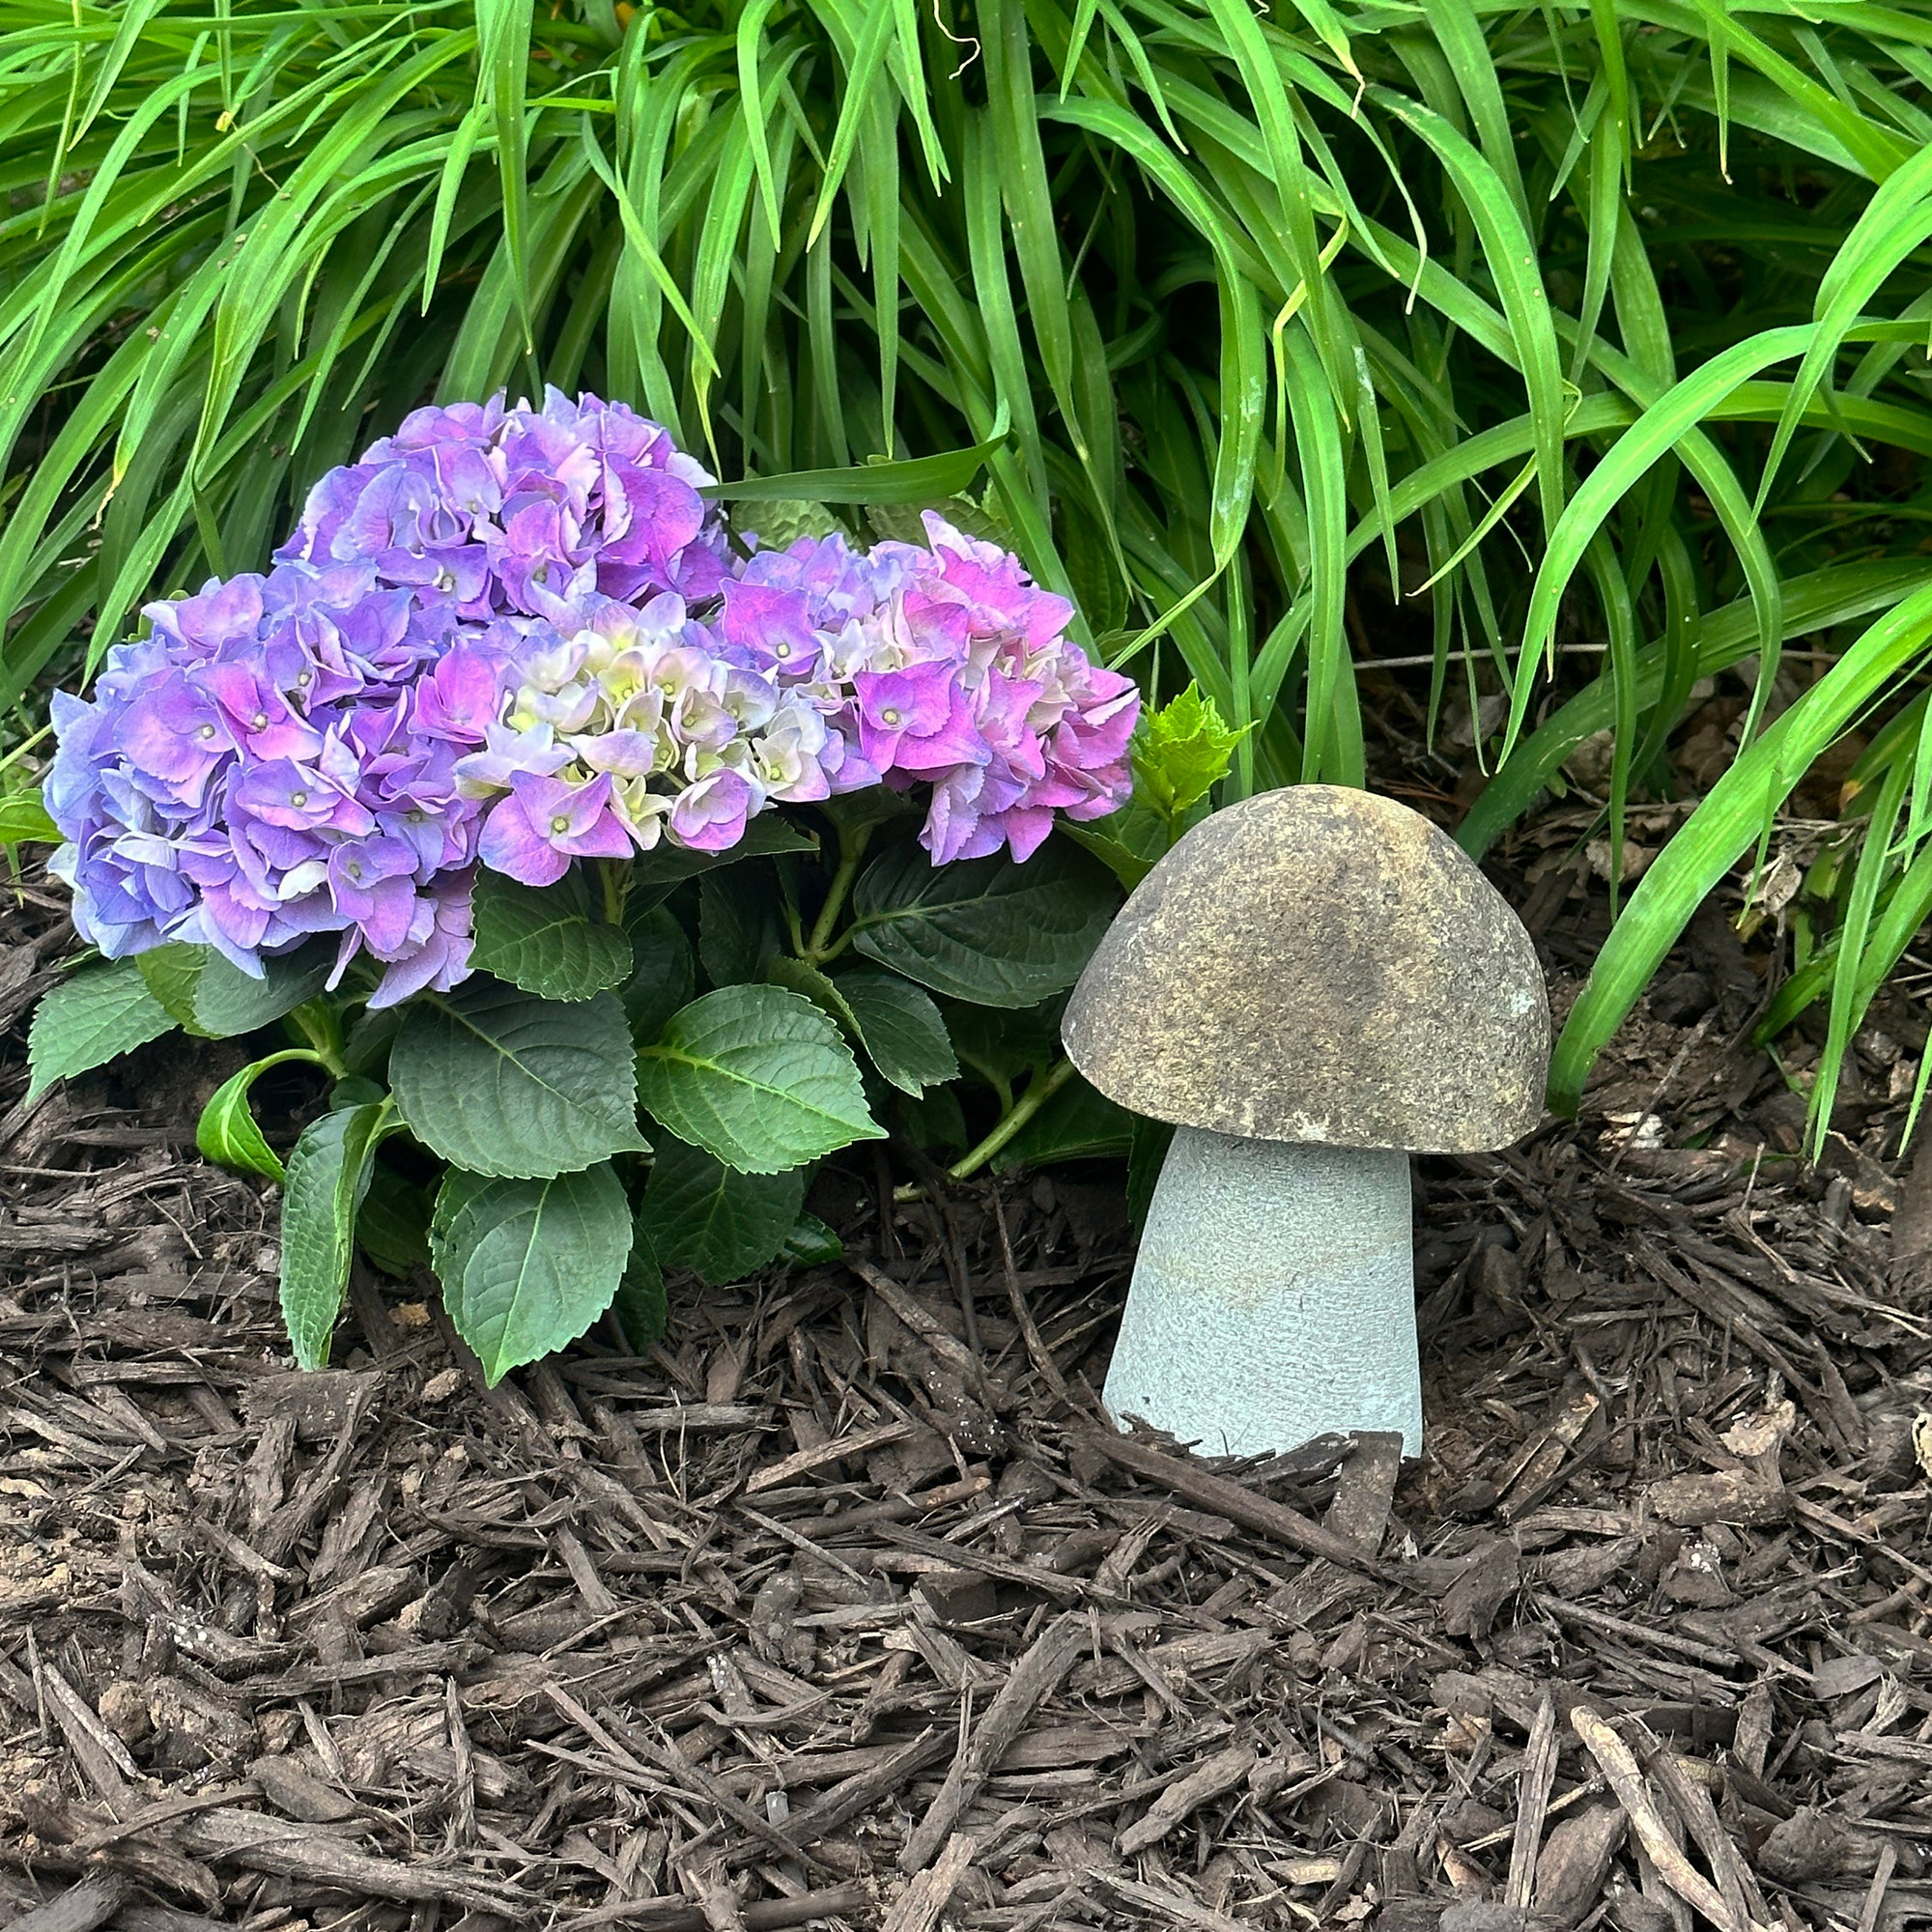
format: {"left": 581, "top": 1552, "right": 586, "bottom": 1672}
{"left": 5, "top": 797, "right": 1932, "bottom": 1932}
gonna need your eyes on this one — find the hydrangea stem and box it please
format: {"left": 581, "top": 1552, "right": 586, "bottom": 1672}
{"left": 948, "top": 1056, "right": 1077, "bottom": 1182}
{"left": 597, "top": 857, "right": 629, "bottom": 927}
{"left": 286, "top": 999, "right": 348, "bottom": 1079}
{"left": 804, "top": 822, "right": 872, "bottom": 964}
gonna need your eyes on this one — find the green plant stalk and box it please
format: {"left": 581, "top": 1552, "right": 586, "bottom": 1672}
{"left": 598, "top": 857, "right": 630, "bottom": 927}
{"left": 804, "top": 822, "right": 873, "bottom": 965}
{"left": 252, "top": 1047, "right": 330, "bottom": 1078}
{"left": 286, "top": 999, "right": 350, "bottom": 1080}
{"left": 948, "top": 1056, "right": 1078, "bottom": 1182}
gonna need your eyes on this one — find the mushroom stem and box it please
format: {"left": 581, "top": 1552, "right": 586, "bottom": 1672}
{"left": 1102, "top": 1127, "right": 1421, "bottom": 1458}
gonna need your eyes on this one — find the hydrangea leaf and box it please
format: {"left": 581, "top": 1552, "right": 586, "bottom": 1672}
{"left": 992, "top": 1070, "right": 1134, "bottom": 1171}
{"left": 698, "top": 866, "right": 782, "bottom": 986}
{"left": 638, "top": 1133, "right": 808, "bottom": 1285}
{"left": 620, "top": 904, "right": 696, "bottom": 1045}
{"left": 739, "top": 498, "right": 848, "bottom": 548}
{"left": 864, "top": 487, "right": 1012, "bottom": 548}
{"left": 470, "top": 868, "right": 633, "bottom": 1002}
{"left": 136, "top": 946, "right": 216, "bottom": 1035}
{"left": 1131, "top": 683, "right": 1250, "bottom": 824}
{"left": 942, "top": 997, "right": 1061, "bottom": 1094}
{"left": 357, "top": 1160, "right": 432, "bottom": 1279}
{"left": 629, "top": 817, "right": 819, "bottom": 913}
{"left": 391, "top": 980, "right": 648, "bottom": 1179}
{"left": 194, "top": 942, "right": 335, "bottom": 1037}
{"left": 833, "top": 972, "right": 958, "bottom": 1095}
{"left": 848, "top": 838, "right": 1118, "bottom": 1007}
{"left": 1061, "top": 807, "right": 1170, "bottom": 892}
{"left": 636, "top": 985, "right": 884, "bottom": 1173}
{"left": 429, "top": 1163, "right": 632, "bottom": 1385}
{"left": 782, "top": 1208, "right": 844, "bottom": 1265}
{"left": 611, "top": 1236, "right": 669, "bottom": 1350}
{"left": 196, "top": 1058, "right": 292, "bottom": 1182}
{"left": 898, "top": 1082, "right": 970, "bottom": 1153}
{"left": 766, "top": 957, "right": 955, "bottom": 1095}
{"left": 139, "top": 940, "right": 334, "bottom": 1040}
{"left": 27, "top": 959, "right": 176, "bottom": 1102}
{"left": 765, "top": 954, "right": 860, "bottom": 1028}
{"left": 279, "top": 1100, "right": 390, "bottom": 1371}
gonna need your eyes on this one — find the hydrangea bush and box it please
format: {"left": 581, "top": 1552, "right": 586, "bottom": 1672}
{"left": 26, "top": 392, "right": 1143, "bottom": 1383}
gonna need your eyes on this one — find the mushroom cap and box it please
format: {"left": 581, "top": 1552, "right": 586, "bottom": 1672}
{"left": 1061, "top": 785, "right": 1549, "bottom": 1151}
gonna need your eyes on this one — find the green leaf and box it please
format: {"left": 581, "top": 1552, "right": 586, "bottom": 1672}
{"left": 834, "top": 972, "right": 958, "bottom": 1095}
{"left": 343, "top": 1005, "right": 405, "bottom": 1078}
{"left": 196, "top": 1050, "right": 319, "bottom": 1182}
{"left": 1061, "top": 808, "right": 1170, "bottom": 893}
{"left": 279, "top": 1101, "right": 390, "bottom": 1372}
{"left": 766, "top": 953, "right": 860, "bottom": 1030}
{"left": 739, "top": 498, "right": 849, "bottom": 548}
{"left": 638, "top": 1132, "right": 807, "bottom": 1285}
{"left": 699, "top": 866, "right": 782, "bottom": 986}
{"left": 357, "top": 1160, "right": 432, "bottom": 1280}
{"left": 330, "top": 1075, "right": 388, "bottom": 1111}
{"left": 139, "top": 940, "right": 335, "bottom": 1040}
{"left": 636, "top": 984, "right": 885, "bottom": 1173}
{"left": 430, "top": 1162, "right": 633, "bottom": 1386}
{"left": 764, "top": 952, "right": 955, "bottom": 1094}
{"left": 898, "top": 1082, "right": 970, "bottom": 1152}
{"left": 1548, "top": 582, "right": 1932, "bottom": 1113}
{"left": 469, "top": 868, "right": 634, "bottom": 1002}
{"left": 612, "top": 1236, "right": 669, "bottom": 1350}
{"left": 865, "top": 489, "right": 1012, "bottom": 547}
{"left": 197, "top": 947, "right": 337, "bottom": 1037}
{"left": 848, "top": 838, "right": 1119, "bottom": 1007}
{"left": 27, "top": 959, "right": 175, "bottom": 1103}
{"left": 943, "top": 997, "right": 1063, "bottom": 1093}
{"left": 1126, "top": 1116, "right": 1175, "bottom": 1232}
{"left": 782, "top": 1209, "right": 843, "bottom": 1265}
{"left": 135, "top": 946, "right": 214, "bottom": 1035}
{"left": 706, "top": 407, "right": 1009, "bottom": 502}
{"left": 0, "top": 788, "right": 59, "bottom": 847}
{"left": 1132, "top": 683, "right": 1247, "bottom": 824}
{"left": 621, "top": 904, "right": 697, "bottom": 1044}
{"left": 390, "top": 981, "right": 649, "bottom": 1179}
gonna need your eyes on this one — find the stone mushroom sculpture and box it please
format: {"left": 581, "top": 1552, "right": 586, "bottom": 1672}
{"left": 1061, "top": 784, "right": 1549, "bottom": 1458}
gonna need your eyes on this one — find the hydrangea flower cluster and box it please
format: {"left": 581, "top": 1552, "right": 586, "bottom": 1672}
{"left": 279, "top": 388, "right": 731, "bottom": 615}
{"left": 47, "top": 390, "right": 1136, "bottom": 1007}
{"left": 720, "top": 523, "right": 1136, "bottom": 863}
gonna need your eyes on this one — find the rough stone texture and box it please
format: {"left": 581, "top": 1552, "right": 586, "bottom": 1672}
{"left": 1102, "top": 1128, "right": 1422, "bottom": 1457}
{"left": 1063, "top": 784, "right": 1549, "bottom": 1151}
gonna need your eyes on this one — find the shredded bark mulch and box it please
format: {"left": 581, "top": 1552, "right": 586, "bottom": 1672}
{"left": 6, "top": 815, "right": 1932, "bottom": 1932}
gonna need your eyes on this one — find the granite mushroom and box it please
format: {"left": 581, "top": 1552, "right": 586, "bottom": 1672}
{"left": 1061, "top": 783, "right": 1550, "bottom": 1458}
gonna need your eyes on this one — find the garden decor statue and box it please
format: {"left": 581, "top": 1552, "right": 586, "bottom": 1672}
{"left": 1061, "top": 784, "right": 1550, "bottom": 1458}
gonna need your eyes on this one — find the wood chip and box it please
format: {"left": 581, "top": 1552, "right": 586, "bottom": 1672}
{"left": 901, "top": 1610, "right": 1088, "bottom": 1870}
{"left": 1117, "top": 1744, "right": 1257, "bottom": 1854}
{"left": 1570, "top": 1709, "right": 1773, "bottom": 1932}
{"left": 1082, "top": 1430, "right": 1390, "bottom": 1575}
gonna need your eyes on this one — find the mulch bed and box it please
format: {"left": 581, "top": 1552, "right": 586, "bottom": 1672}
{"left": 6, "top": 804, "right": 1932, "bottom": 1932}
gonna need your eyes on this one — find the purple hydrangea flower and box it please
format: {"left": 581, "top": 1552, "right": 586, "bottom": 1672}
{"left": 477, "top": 772, "right": 634, "bottom": 886}
{"left": 49, "top": 393, "right": 1138, "bottom": 1009}
{"left": 724, "top": 514, "right": 1137, "bottom": 863}
{"left": 47, "top": 554, "right": 498, "bottom": 996}
{"left": 279, "top": 386, "right": 730, "bottom": 613}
